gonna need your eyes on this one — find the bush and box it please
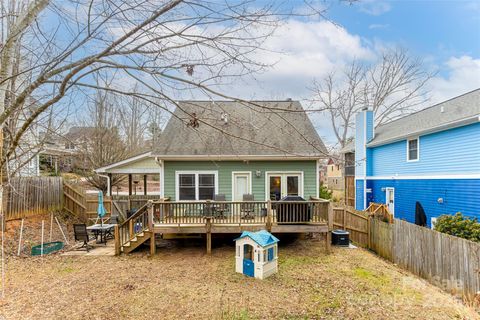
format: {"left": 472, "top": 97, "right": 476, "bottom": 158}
{"left": 434, "top": 213, "right": 480, "bottom": 242}
{"left": 319, "top": 185, "right": 332, "bottom": 200}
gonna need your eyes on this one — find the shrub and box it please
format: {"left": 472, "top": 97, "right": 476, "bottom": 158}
{"left": 434, "top": 213, "right": 480, "bottom": 242}
{"left": 319, "top": 185, "right": 332, "bottom": 200}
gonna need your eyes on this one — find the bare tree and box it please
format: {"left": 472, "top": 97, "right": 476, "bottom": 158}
{"left": 75, "top": 84, "right": 127, "bottom": 191}
{"left": 311, "top": 48, "right": 434, "bottom": 148}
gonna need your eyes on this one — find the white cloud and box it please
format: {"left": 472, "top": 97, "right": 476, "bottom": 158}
{"left": 222, "top": 19, "right": 375, "bottom": 100}
{"left": 369, "top": 23, "right": 389, "bottom": 30}
{"left": 357, "top": 0, "right": 392, "bottom": 16}
{"left": 428, "top": 56, "right": 480, "bottom": 103}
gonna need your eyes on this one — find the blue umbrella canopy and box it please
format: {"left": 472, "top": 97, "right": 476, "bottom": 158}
{"left": 97, "top": 191, "right": 107, "bottom": 220}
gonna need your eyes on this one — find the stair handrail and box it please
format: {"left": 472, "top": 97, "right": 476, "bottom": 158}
{"left": 115, "top": 201, "right": 152, "bottom": 254}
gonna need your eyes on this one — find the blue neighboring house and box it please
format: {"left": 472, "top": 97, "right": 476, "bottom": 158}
{"left": 349, "top": 89, "right": 480, "bottom": 227}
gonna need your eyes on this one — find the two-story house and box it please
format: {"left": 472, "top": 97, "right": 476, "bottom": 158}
{"left": 353, "top": 89, "right": 480, "bottom": 226}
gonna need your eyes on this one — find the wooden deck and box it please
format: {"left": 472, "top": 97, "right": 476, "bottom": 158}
{"left": 115, "top": 199, "right": 334, "bottom": 255}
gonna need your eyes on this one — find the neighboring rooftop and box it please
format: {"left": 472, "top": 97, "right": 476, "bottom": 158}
{"left": 340, "top": 89, "right": 480, "bottom": 151}
{"left": 153, "top": 100, "right": 327, "bottom": 158}
{"left": 369, "top": 89, "right": 480, "bottom": 146}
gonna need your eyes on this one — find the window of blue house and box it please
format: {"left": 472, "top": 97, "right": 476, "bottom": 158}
{"left": 407, "top": 138, "right": 419, "bottom": 162}
{"left": 268, "top": 247, "right": 274, "bottom": 261}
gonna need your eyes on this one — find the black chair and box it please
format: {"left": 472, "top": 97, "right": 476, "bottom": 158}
{"left": 213, "top": 194, "right": 228, "bottom": 218}
{"left": 241, "top": 194, "right": 255, "bottom": 219}
{"left": 73, "top": 224, "right": 92, "bottom": 251}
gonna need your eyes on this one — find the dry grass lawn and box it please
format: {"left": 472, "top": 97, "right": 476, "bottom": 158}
{"left": 1, "top": 237, "right": 478, "bottom": 320}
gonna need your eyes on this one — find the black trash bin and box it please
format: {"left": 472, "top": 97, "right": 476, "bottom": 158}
{"left": 276, "top": 195, "right": 311, "bottom": 223}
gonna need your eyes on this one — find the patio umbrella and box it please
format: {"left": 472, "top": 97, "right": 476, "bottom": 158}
{"left": 97, "top": 191, "right": 107, "bottom": 225}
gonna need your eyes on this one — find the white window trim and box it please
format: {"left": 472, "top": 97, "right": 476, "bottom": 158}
{"left": 406, "top": 137, "right": 420, "bottom": 162}
{"left": 175, "top": 170, "right": 218, "bottom": 201}
{"left": 231, "top": 171, "right": 252, "bottom": 201}
{"left": 264, "top": 171, "right": 304, "bottom": 201}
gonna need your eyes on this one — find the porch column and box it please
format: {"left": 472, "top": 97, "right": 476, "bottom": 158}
{"left": 143, "top": 174, "right": 147, "bottom": 196}
{"left": 108, "top": 173, "right": 113, "bottom": 196}
{"left": 128, "top": 174, "right": 133, "bottom": 196}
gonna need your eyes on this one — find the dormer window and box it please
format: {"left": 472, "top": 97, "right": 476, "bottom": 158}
{"left": 407, "top": 138, "right": 419, "bottom": 162}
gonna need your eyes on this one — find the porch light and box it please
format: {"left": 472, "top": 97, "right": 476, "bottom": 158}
{"left": 255, "top": 170, "right": 261, "bottom": 177}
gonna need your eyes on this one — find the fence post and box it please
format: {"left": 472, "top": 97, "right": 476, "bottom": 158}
{"left": 367, "top": 216, "right": 372, "bottom": 249}
{"left": 266, "top": 200, "right": 272, "bottom": 232}
{"left": 326, "top": 201, "right": 333, "bottom": 254}
{"left": 342, "top": 208, "right": 347, "bottom": 229}
{"left": 114, "top": 225, "right": 120, "bottom": 255}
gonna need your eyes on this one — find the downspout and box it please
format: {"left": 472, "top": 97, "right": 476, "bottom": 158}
{"left": 154, "top": 157, "right": 164, "bottom": 198}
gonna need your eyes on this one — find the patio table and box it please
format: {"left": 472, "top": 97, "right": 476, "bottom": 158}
{"left": 87, "top": 224, "right": 115, "bottom": 244}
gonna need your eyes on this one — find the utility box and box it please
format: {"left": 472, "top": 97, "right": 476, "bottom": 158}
{"left": 332, "top": 229, "right": 349, "bottom": 246}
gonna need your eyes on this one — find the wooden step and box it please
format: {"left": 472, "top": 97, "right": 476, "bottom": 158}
{"left": 122, "top": 231, "right": 152, "bottom": 254}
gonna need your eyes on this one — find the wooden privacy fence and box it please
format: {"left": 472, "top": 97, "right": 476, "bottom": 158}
{"left": 370, "top": 218, "right": 480, "bottom": 300}
{"left": 4, "top": 177, "right": 63, "bottom": 221}
{"left": 333, "top": 206, "right": 369, "bottom": 247}
{"left": 63, "top": 182, "right": 86, "bottom": 220}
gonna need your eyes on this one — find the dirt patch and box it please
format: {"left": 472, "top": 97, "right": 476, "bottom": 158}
{"left": 4, "top": 212, "right": 81, "bottom": 256}
{"left": 1, "top": 238, "right": 478, "bottom": 319}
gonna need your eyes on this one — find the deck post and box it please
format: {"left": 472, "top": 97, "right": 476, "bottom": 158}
{"left": 128, "top": 219, "right": 133, "bottom": 240}
{"left": 114, "top": 225, "right": 120, "bottom": 255}
{"left": 128, "top": 174, "right": 133, "bottom": 196}
{"left": 108, "top": 173, "right": 113, "bottom": 196}
{"left": 148, "top": 200, "right": 156, "bottom": 256}
{"left": 143, "top": 175, "right": 147, "bottom": 196}
{"left": 205, "top": 217, "right": 212, "bottom": 255}
{"left": 266, "top": 200, "right": 272, "bottom": 232}
{"left": 326, "top": 201, "right": 333, "bottom": 254}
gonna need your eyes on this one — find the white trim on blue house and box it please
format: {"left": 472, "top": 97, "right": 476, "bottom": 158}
{"left": 406, "top": 137, "right": 420, "bottom": 162}
{"left": 365, "top": 173, "right": 480, "bottom": 180}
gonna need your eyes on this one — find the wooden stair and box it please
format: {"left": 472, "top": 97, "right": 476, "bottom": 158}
{"left": 122, "top": 230, "right": 152, "bottom": 254}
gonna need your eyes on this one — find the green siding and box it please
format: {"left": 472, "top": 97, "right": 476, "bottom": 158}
{"left": 164, "top": 160, "right": 317, "bottom": 201}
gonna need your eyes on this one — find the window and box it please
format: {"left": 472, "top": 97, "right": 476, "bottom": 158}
{"left": 287, "top": 176, "right": 299, "bottom": 196}
{"left": 267, "top": 247, "right": 274, "bottom": 261}
{"left": 176, "top": 171, "right": 217, "bottom": 201}
{"left": 198, "top": 174, "right": 215, "bottom": 200}
{"left": 407, "top": 138, "right": 419, "bottom": 161}
{"left": 179, "top": 174, "right": 195, "bottom": 200}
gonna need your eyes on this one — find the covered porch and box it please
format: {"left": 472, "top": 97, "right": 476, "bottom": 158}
{"left": 95, "top": 152, "right": 162, "bottom": 198}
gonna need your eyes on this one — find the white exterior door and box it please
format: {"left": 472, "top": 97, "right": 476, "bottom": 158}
{"left": 233, "top": 172, "right": 251, "bottom": 201}
{"left": 385, "top": 187, "right": 395, "bottom": 216}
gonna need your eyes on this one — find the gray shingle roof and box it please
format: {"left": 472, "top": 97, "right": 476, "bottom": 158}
{"left": 153, "top": 100, "right": 327, "bottom": 157}
{"left": 369, "top": 89, "right": 480, "bottom": 147}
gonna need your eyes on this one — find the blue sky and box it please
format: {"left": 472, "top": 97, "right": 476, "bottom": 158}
{"left": 217, "top": 0, "right": 480, "bottom": 145}
{"left": 328, "top": 0, "right": 480, "bottom": 76}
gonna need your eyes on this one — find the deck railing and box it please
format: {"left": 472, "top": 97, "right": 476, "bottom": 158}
{"left": 151, "top": 199, "right": 330, "bottom": 226}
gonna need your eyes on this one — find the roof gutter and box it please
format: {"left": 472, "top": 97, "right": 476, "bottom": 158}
{"left": 367, "top": 115, "right": 480, "bottom": 148}
{"left": 150, "top": 154, "right": 325, "bottom": 161}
